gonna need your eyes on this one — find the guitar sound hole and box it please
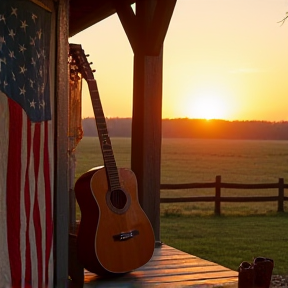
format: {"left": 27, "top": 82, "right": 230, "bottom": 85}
{"left": 110, "top": 189, "right": 127, "bottom": 210}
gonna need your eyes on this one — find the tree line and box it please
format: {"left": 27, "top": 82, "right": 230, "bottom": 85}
{"left": 82, "top": 117, "right": 288, "bottom": 140}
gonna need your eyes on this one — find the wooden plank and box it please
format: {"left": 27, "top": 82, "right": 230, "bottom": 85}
{"left": 148, "top": 253, "right": 197, "bottom": 261}
{"left": 119, "top": 265, "right": 235, "bottom": 278}
{"left": 170, "top": 278, "right": 238, "bottom": 287}
{"left": 143, "top": 259, "right": 218, "bottom": 270}
{"left": 79, "top": 244, "right": 238, "bottom": 287}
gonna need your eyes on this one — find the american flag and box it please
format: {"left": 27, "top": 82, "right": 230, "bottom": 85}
{"left": 0, "top": 1, "right": 53, "bottom": 287}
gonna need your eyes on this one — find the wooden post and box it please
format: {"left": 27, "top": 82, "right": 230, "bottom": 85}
{"left": 131, "top": 51, "right": 162, "bottom": 242}
{"left": 115, "top": 0, "right": 176, "bottom": 242}
{"left": 278, "top": 178, "right": 284, "bottom": 212}
{"left": 54, "top": 0, "right": 70, "bottom": 286}
{"left": 131, "top": 0, "right": 163, "bottom": 241}
{"left": 215, "top": 175, "right": 221, "bottom": 215}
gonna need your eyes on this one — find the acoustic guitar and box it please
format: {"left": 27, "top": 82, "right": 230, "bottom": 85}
{"left": 69, "top": 44, "right": 155, "bottom": 276}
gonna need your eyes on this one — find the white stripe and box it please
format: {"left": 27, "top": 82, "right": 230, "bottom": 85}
{"left": 38, "top": 122, "right": 46, "bottom": 286}
{"left": 29, "top": 124, "right": 38, "bottom": 288}
{"left": 0, "top": 92, "right": 12, "bottom": 288}
{"left": 20, "top": 109, "right": 28, "bottom": 288}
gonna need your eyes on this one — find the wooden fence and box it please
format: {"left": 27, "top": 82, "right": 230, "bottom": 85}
{"left": 160, "top": 176, "right": 288, "bottom": 215}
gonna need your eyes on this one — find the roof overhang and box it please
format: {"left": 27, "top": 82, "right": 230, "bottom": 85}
{"left": 69, "top": 0, "right": 136, "bottom": 37}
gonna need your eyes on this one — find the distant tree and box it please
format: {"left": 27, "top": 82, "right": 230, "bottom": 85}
{"left": 82, "top": 118, "right": 288, "bottom": 140}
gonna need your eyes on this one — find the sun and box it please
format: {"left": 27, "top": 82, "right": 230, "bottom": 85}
{"left": 184, "top": 88, "right": 229, "bottom": 120}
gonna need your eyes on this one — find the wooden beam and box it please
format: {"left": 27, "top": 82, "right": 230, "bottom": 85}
{"left": 148, "top": 0, "right": 177, "bottom": 55}
{"left": 116, "top": 0, "right": 177, "bottom": 56}
{"left": 114, "top": 0, "right": 138, "bottom": 53}
{"left": 54, "top": 0, "right": 70, "bottom": 286}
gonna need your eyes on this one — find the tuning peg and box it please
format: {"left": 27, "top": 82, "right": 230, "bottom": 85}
{"left": 92, "top": 69, "right": 96, "bottom": 73}
{"left": 89, "top": 62, "right": 93, "bottom": 65}
{"left": 86, "top": 54, "right": 90, "bottom": 57}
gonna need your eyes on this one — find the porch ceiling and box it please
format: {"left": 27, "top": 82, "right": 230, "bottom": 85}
{"left": 69, "top": 0, "right": 136, "bottom": 37}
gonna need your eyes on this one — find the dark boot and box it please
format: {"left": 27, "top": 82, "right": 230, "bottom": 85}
{"left": 253, "top": 257, "right": 274, "bottom": 288}
{"left": 238, "top": 261, "right": 254, "bottom": 288}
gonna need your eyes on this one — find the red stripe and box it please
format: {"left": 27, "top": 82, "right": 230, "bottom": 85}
{"left": 33, "top": 123, "right": 43, "bottom": 285}
{"left": 44, "top": 121, "right": 53, "bottom": 284}
{"left": 25, "top": 116, "right": 32, "bottom": 284}
{"left": 6, "top": 98, "right": 23, "bottom": 287}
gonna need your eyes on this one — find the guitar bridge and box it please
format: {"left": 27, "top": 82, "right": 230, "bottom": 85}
{"left": 113, "top": 230, "right": 139, "bottom": 241}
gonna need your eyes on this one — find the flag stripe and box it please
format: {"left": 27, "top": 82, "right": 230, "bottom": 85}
{"left": 33, "top": 123, "right": 43, "bottom": 286}
{"left": 0, "top": 92, "right": 12, "bottom": 287}
{"left": 7, "top": 98, "right": 23, "bottom": 287}
{"left": 46, "top": 120, "right": 54, "bottom": 288}
{"left": 38, "top": 122, "right": 46, "bottom": 286}
{"left": 25, "top": 117, "right": 32, "bottom": 286}
{"left": 28, "top": 123, "right": 38, "bottom": 288}
{"left": 20, "top": 109, "right": 28, "bottom": 288}
{"left": 44, "top": 121, "right": 53, "bottom": 286}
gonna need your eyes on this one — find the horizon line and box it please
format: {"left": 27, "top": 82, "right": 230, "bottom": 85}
{"left": 81, "top": 117, "right": 288, "bottom": 123}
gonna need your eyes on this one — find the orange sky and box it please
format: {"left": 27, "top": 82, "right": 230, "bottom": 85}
{"left": 70, "top": 0, "right": 288, "bottom": 121}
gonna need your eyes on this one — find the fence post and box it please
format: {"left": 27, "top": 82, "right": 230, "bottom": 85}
{"left": 278, "top": 178, "right": 284, "bottom": 212}
{"left": 215, "top": 175, "right": 221, "bottom": 215}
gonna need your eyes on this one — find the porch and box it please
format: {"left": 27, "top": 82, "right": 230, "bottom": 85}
{"left": 69, "top": 243, "right": 238, "bottom": 287}
{"left": 67, "top": 2, "right": 238, "bottom": 287}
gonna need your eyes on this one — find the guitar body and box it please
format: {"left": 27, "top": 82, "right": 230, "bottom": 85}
{"left": 75, "top": 166, "right": 155, "bottom": 275}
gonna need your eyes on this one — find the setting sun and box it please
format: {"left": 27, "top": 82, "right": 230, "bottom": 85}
{"left": 183, "top": 88, "right": 230, "bottom": 120}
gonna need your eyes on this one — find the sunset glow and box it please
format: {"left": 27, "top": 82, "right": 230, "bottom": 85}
{"left": 70, "top": 0, "right": 288, "bottom": 122}
{"left": 182, "top": 87, "right": 230, "bottom": 120}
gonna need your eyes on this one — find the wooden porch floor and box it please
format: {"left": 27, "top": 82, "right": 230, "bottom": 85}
{"left": 72, "top": 244, "right": 238, "bottom": 287}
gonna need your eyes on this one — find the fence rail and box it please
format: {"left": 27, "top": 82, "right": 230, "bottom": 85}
{"left": 160, "top": 176, "right": 288, "bottom": 215}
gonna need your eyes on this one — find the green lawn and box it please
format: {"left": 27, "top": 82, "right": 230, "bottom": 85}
{"left": 161, "top": 213, "right": 288, "bottom": 275}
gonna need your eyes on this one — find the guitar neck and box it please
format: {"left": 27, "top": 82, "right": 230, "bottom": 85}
{"left": 87, "top": 79, "right": 121, "bottom": 191}
{"left": 87, "top": 80, "right": 108, "bottom": 140}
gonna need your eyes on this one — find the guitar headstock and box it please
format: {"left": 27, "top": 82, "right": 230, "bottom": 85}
{"left": 69, "top": 43, "right": 94, "bottom": 81}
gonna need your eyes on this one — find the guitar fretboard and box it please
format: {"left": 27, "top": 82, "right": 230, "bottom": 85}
{"left": 87, "top": 79, "right": 121, "bottom": 191}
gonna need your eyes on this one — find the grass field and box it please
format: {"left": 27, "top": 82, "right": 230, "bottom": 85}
{"left": 74, "top": 137, "right": 288, "bottom": 274}
{"left": 161, "top": 213, "right": 288, "bottom": 275}
{"left": 75, "top": 137, "right": 288, "bottom": 183}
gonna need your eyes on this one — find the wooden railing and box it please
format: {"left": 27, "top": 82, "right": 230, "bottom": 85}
{"left": 160, "top": 176, "right": 288, "bottom": 215}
